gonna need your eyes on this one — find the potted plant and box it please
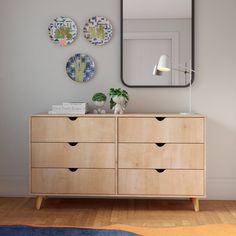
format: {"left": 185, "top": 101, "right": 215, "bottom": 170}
{"left": 92, "top": 92, "right": 107, "bottom": 114}
{"left": 108, "top": 88, "right": 129, "bottom": 114}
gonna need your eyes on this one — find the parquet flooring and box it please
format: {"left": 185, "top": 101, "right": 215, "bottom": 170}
{"left": 0, "top": 198, "right": 236, "bottom": 227}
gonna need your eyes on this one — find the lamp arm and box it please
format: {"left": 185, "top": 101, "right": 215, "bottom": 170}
{"left": 171, "top": 67, "right": 195, "bottom": 74}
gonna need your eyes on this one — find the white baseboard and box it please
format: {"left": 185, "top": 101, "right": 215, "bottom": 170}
{"left": 0, "top": 175, "right": 236, "bottom": 199}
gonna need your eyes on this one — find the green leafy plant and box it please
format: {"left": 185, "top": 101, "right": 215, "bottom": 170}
{"left": 92, "top": 92, "right": 107, "bottom": 102}
{"left": 55, "top": 26, "right": 72, "bottom": 40}
{"left": 108, "top": 88, "right": 129, "bottom": 109}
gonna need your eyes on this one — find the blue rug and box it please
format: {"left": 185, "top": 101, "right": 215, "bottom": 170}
{"left": 0, "top": 225, "right": 139, "bottom": 236}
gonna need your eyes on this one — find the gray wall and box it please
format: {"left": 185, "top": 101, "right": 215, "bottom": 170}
{"left": 0, "top": 0, "right": 236, "bottom": 199}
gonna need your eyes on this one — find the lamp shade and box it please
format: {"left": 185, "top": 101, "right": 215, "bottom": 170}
{"left": 157, "top": 54, "right": 170, "bottom": 72}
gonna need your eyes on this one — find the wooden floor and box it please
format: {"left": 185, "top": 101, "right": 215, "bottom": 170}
{"left": 0, "top": 198, "right": 236, "bottom": 228}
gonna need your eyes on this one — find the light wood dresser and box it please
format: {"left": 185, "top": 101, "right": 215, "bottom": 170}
{"left": 30, "top": 113, "right": 206, "bottom": 211}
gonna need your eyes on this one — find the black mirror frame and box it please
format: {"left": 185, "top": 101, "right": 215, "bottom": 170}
{"left": 120, "top": 0, "right": 195, "bottom": 88}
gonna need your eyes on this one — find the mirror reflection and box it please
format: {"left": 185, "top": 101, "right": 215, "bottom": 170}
{"left": 122, "top": 0, "right": 193, "bottom": 87}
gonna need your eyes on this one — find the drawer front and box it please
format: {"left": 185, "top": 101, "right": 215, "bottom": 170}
{"left": 31, "top": 117, "right": 115, "bottom": 142}
{"left": 118, "top": 117, "right": 204, "bottom": 143}
{"left": 32, "top": 168, "right": 115, "bottom": 194}
{"left": 32, "top": 143, "right": 115, "bottom": 168}
{"left": 119, "top": 143, "right": 204, "bottom": 169}
{"left": 118, "top": 169, "right": 204, "bottom": 196}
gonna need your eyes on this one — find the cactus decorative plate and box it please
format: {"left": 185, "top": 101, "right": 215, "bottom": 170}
{"left": 66, "top": 53, "right": 95, "bottom": 82}
{"left": 83, "top": 16, "right": 113, "bottom": 46}
{"left": 48, "top": 16, "right": 78, "bottom": 46}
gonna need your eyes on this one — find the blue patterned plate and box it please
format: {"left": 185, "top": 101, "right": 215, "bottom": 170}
{"left": 48, "top": 16, "right": 78, "bottom": 46}
{"left": 83, "top": 16, "right": 113, "bottom": 46}
{"left": 66, "top": 53, "right": 95, "bottom": 82}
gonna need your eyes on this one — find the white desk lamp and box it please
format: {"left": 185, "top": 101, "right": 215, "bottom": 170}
{"left": 153, "top": 54, "right": 195, "bottom": 114}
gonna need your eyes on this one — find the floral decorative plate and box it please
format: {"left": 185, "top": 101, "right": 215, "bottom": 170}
{"left": 48, "top": 16, "right": 78, "bottom": 46}
{"left": 66, "top": 53, "right": 95, "bottom": 82}
{"left": 83, "top": 16, "right": 113, "bottom": 46}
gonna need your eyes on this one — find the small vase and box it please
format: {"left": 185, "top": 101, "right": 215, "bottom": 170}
{"left": 93, "top": 101, "right": 106, "bottom": 114}
{"left": 112, "top": 96, "right": 126, "bottom": 114}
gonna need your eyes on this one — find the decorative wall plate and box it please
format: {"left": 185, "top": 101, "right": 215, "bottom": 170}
{"left": 48, "top": 16, "right": 78, "bottom": 46}
{"left": 66, "top": 53, "right": 95, "bottom": 82}
{"left": 83, "top": 16, "right": 113, "bottom": 46}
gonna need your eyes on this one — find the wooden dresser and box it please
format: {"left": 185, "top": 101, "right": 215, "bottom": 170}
{"left": 30, "top": 113, "right": 206, "bottom": 211}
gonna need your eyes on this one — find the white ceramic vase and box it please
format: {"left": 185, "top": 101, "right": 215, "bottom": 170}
{"left": 112, "top": 96, "right": 126, "bottom": 114}
{"left": 93, "top": 101, "right": 106, "bottom": 114}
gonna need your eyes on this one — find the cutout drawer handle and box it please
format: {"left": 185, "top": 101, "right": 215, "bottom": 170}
{"left": 155, "top": 169, "right": 166, "bottom": 173}
{"left": 155, "top": 143, "right": 166, "bottom": 147}
{"left": 68, "top": 117, "right": 78, "bottom": 121}
{"left": 68, "top": 168, "right": 78, "bottom": 172}
{"left": 155, "top": 117, "right": 166, "bottom": 121}
{"left": 68, "top": 142, "right": 78, "bottom": 147}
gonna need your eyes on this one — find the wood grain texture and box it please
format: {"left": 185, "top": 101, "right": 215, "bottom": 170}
{"left": 32, "top": 143, "right": 115, "bottom": 168}
{"left": 191, "top": 198, "right": 200, "bottom": 212}
{"left": 31, "top": 117, "right": 115, "bottom": 142}
{"left": 29, "top": 114, "right": 206, "bottom": 212}
{"left": 118, "top": 117, "right": 204, "bottom": 143}
{"left": 35, "top": 196, "right": 43, "bottom": 210}
{"left": 0, "top": 198, "right": 235, "bottom": 227}
{"left": 119, "top": 143, "right": 204, "bottom": 169}
{"left": 118, "top": 169, "right": 204, "bottom": 196}
{"left": 115, "top": 117, "right": 118, "bottom": 195}
{"left": 32, "top": 168, "right": 115, "bottom": 194}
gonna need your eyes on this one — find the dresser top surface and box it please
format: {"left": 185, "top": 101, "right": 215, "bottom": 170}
{"left": 31, "top": 113, "right": 206, "bottom": 118}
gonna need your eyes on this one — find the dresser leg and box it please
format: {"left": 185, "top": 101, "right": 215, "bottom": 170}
{"left": 36, "top": 196, "right": 44, "bottom": 210}
{"left": 190, "top": 198, "right": 199, "bottom": 212}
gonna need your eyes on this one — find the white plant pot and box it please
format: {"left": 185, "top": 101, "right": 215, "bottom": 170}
{"left": 94, "top": 101, "right": 106, "bottom": 107}
{"left": 112, "top": 96, "right": 125, "bottom": 104}
{"left": 93, "top": 100, "right": 106, "bottom": 114}
{"left": 112, "top": 96, "right": 126, "bottom": 114}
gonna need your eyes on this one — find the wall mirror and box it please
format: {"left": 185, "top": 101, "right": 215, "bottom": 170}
{"left": 121, "top": 0, "right": 194, "bottom": 87}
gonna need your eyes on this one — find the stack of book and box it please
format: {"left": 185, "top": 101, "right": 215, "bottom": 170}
{"left": 48, "top": 102, "right": 89, "bottom": 114}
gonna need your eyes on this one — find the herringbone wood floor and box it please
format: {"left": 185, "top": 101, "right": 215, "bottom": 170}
{"left": 0, "top": 198, "right": 236, "bottom": 227}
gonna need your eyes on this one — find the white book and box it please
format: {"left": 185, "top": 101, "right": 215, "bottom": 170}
{"left": 63, "top": 105, "right": 88, "bottom": 110}
{"left": 50, "top": 103, "right": 89, "bottom": 114}
{"left": 63, "top": 105, "right": 88, "bottom": 109}
{"left": 62, "top": 102, "right": 88, "bottom": 108}
{"left": 48, "top": 110, "right": 88, "bottom": 115}
{"left": 63, "top": 107, "right": 87, "bottom": 111}
{"left": 51, "top": 106, "right": 88, "bottom": 111}
{"left": 63, "top": 102, "right": 87, "bottom": 105}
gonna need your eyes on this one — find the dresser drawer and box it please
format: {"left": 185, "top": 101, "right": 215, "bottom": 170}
{"left": 32, "top": 143, "right": 115, "bottom": 168}
{"left": 118, "top": 117, "right": 204, "bottom": 143}
{"left": 31, "top": 117, "right": 115, "bottom": 142}
{"left": 32, "top": 168, "right": 115, "bottom": 194}
{"left": 118, "top": 169, "right": 204, "bottom": 196}
{"left": 119, "top": 143, "right": 204, "bottom": 169}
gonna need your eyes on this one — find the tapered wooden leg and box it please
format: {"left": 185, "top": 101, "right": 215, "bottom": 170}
{"left": 190, "top": 198, "right": 199, "bottom": 212}
{"left": 36, "top": 196, "right": 43, "bottom": 210}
